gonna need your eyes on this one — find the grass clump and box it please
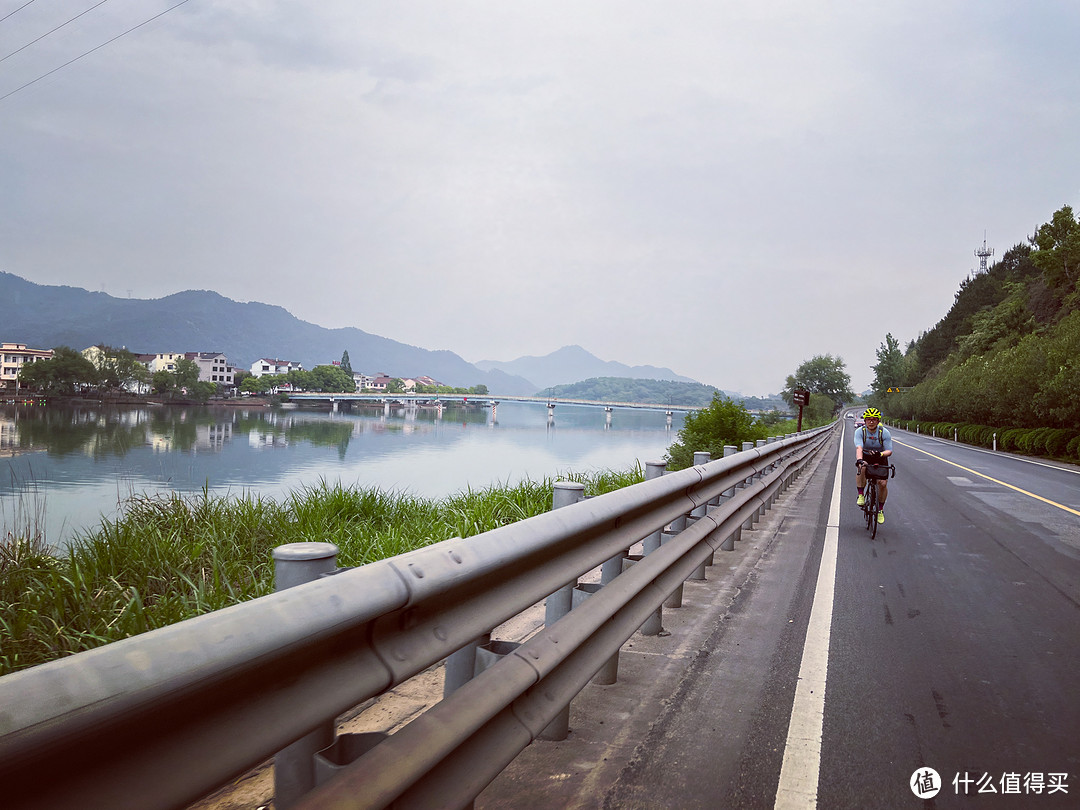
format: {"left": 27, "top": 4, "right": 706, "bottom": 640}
{"left": 0, "top": 466, "right": 644, "bottom": 676}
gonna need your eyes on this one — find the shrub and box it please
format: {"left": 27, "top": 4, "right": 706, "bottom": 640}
{"left": 1067, "top": 435, "right": 1080, "bottom": 461}
{"left": 1019, "top": 427, "right": 1054, "bottom": 455}
{"left": 1044, "top": 429, "right": 1075, "bottom": 458}
{"left": 999, "top": 429, "right": 1027, "bottom": 452}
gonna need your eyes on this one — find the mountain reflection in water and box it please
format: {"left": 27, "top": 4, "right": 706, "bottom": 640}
{"left": 1, "top": 400, "right": 682, "bottom": 546}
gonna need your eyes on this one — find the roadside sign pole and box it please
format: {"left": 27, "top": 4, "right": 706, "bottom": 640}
{"left": 792, "top": 389, "right": 810, "bottom": 432}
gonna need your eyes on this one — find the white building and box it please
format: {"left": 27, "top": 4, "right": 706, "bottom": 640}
{"left": 1, "top": 342, "right": 53, "bottom": 392}
{"left": 251, "top": 358, "right": 303, "bottom": 378}
{"left": 185, "top": 352, "right": 234, "bottom": 385}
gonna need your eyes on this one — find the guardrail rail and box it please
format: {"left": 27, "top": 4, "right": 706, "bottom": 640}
{"left": 0, "top": 424, "right": 837, "bottom": 810}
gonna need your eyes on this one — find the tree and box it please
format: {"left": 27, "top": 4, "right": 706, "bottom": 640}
{"left": 89, "top": 345, "right": 146, "bottom": 392}
{"left": 15, "top": 346, "right": 98, "bottom": 395}
{"left": 308, "top": 364, "right": 356, "bottom": 393}
{"left": 385, "top": 378, "right": 406, "bottom": 394}
{"left": 174, "top": 358, "right": 201, "bottom": 392}
{"left": 340, "top": 351, "right": 353, "bottom": 375}
{"left": 782, "top": 355, "right": 854, "bottom": 407}
{"left": 151, "top": 370, "right": 175, "bottom": 395}
{"left": 1032, "top": 204, "right": 1080, "bottom": 290}
{"left": 871, "top": 334, "right": 904, "bottom": 398}
{"left": 664, "top": 393, "right": 767, "bottom": 470}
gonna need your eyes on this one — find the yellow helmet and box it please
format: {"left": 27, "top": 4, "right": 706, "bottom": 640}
{"left": 862, "top": 407, "right": 882, "bottom": 420}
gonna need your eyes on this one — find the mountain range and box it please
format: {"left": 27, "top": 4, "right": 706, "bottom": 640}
{"left": 475, "top": 345, "right": 699, "bottom": 392}
{"left": 0, "top": 273, "right": 700, "bottom": 396}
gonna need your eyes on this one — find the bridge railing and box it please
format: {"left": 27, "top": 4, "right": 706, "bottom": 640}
{"left": 0, "top": 425, "right": 836, "bottom": 810}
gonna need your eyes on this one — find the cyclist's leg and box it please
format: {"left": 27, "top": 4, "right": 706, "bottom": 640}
{"left": 856, "top": 465, "right": 867, "bottom": 505}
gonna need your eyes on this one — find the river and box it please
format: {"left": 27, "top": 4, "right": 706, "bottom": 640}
{"left": 0, "top": 400, "right": 685, "bottom": 547}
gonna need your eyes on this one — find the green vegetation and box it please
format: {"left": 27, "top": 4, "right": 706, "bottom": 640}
{"left": 0, "top": 467, "right": 643, "bottom": 676}
{"left": 866, "top": 204, "right": 1080, "bottom": 454}
{"left": 664, "top": 392, "right": 819, "bottom": 470}
{"left": 545, "top": 377, "right": 722, "bottom": 406}
{"left": 781, "top": 355, "right": 855, "bottom": 409}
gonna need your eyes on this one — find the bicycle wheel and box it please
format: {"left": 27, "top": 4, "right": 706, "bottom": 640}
{"left": 870, "top": 487, "right": 879, "bottom": 539}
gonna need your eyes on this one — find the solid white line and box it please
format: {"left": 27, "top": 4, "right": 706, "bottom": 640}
{"left": 773, "top": 432, "right": 844, "bottom": 809}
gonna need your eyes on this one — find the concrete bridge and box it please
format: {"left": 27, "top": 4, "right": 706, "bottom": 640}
{"left": 286, "top": 392, "right": 702, "bottom": 413}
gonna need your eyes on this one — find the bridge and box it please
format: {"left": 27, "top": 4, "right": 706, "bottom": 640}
{"left": 286, "top": 391, "right": 703, "bottom": 412}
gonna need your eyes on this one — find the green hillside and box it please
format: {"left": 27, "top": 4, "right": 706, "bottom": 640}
{"left": 868, "top": 204, "right": 1080, "bottom": 451}
{"left": 545, "top": 378, "right": 722, "bottom": 407}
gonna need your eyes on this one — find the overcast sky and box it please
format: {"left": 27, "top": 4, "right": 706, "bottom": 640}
{"left": 2, "top": 1, "right": 1078, "bottom": 395}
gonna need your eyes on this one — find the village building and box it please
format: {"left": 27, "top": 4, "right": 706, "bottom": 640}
{"left": 0, "top": 342, "right": 53, "bottom": 392}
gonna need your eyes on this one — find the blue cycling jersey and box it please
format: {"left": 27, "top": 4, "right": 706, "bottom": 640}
{"left": 854, "top": 425, "right": 892, "bottom": 455}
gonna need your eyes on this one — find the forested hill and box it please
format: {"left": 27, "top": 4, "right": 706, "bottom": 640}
{"left": 545, "top": 377, "right": 786, "bottom": 411}
{"left": 877, "top": 204, "right": 1079, "bottom": 429}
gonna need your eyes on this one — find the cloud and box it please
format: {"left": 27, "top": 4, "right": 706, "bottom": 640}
{"left": 2, "top": 1, "right": 1079, "bottom": 394}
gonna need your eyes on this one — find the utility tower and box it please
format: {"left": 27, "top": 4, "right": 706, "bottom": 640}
{"left": 975, "top": 234, "right": 993, "bottom": 274}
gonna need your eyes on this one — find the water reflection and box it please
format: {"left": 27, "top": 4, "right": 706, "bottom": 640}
{"left": 1, "top": 400, "right": 682, "bottom": 544}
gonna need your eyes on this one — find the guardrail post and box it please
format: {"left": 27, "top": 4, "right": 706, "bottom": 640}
{"left": 691, "top": 451, "right": 711, "bottom": 573}
{"left": 993, "top": 432, "right": 997, "bottom": 451}
{"left": 755, "top": 440, "right": 768, "bottom": 518}
{"left": 272, "top": 542, "right": 340, "bottom": 810}
{"left": 622, "top": 555, "right": 665, "bottom": 636}
{"left": 573, "top": 583, "right": 619, "bottom": 684}
{"left": 540, "top": 481, "right": 585, "bottom": 741}
{"left": 545, "top": 482, "right": 586, "bottom": 629}
{"left": 443, "top": 633, "right": 490, "bottom": 698}
{"left": 722, "top": 445, "right": 738, "bottom": 501}
{"left": 741, "top": 442, "right": 756, "bottom": 529}
{"left": 642, "top": 461, "right": 667, "bottom": 554}
{"left": 662, "top": 469, "right": 691, "bottom": 600}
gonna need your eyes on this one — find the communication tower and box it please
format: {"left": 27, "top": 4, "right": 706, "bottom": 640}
{"left": 975, "top": 234, "right": 993, "bottom": 274}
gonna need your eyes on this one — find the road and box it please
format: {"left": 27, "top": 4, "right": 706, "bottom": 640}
{"left": 479, "top": 421, "right": 1080, "bottom": 809}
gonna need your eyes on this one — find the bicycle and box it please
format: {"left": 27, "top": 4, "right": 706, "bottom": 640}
{"left": 857, "top": 459, "right": 895, "bottom": 539}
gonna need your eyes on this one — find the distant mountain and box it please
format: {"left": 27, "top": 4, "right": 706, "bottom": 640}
{"left": 475, "top": 345, "right": 701, "bottom": 392}
{"left": 0, "top": 272, "right": 536, "bottom": 394}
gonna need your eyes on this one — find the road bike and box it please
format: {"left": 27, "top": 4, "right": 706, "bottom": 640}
{"left": 857, "top": 460, "right": 895, "bottom": 539}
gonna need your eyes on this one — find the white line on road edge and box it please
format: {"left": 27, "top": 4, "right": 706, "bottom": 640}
{"left": 773, "top": 433, "right": 844, "bottom": 809}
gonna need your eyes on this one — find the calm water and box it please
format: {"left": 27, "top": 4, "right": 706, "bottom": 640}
{"left": 0, "top": 400, "right": 684, "bottom": 545}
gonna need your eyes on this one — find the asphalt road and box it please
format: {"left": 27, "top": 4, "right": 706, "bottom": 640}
{"left": 818, "top": 423, "right": 1080, "bottom": 809}
{"left": 478, "top": 422, "right": 1080, "bottom": 809}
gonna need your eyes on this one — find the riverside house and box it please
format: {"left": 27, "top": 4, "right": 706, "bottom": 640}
{"left": 1, "top": 342, "right": 53, "bottom": 393}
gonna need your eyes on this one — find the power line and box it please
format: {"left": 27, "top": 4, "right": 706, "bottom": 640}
{"left": 0, "top": 0, "right": 39, "bottom": 25}
{"left": 1, "top": 0, "right": 112, "bottom": 64}
{"left": 0, "top": 0, "right": 193, "bottom": 103}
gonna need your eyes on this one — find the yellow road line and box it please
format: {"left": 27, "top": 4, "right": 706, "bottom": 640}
{"left": 895, "top": 439, "right": 1080, "bottom": 517}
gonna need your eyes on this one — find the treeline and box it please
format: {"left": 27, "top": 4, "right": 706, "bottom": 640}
{"left": 544, "top": 377, "right": 723, "bottom": 407}
{"left": 868, "top": 204, "right": 1080, "bottom": 449}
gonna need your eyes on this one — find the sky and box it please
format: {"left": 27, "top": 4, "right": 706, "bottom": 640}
{"left": 2, "top": 1, "right": 1079, "bottom": 396}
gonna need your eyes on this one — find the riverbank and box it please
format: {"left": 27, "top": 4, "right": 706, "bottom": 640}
{"left": 0, "top": 467, "right": 643, "bottom": 677}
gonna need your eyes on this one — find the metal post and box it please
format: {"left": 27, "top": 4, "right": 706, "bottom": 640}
{"left": 722, "top": 445, "right": 737, "bottom": 500}
{"left": 443, "top": 634, "right": 490, "bottom": 698}
{"left": 692, "top": 451, "right": 710, "bottom": 518}
{"left": 642, "top": 461, "right": 666, "bottom": 554}
{"left": 623, "top": 555, "right": 664, "bottom": 635}
{"left": 691, "top": 452, "right": 712, "bottom": 569}
{"left": 272, "top": 542, "right": 340, "bottom": 810}
{"left": 540, "top": 481, "right": 585, "bottom": 741}
{"left": 573, "top": 583, "right": 618, "bottom": 684}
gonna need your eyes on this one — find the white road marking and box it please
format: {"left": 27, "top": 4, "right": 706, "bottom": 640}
{"left": 773, "top": 433, "right": 843, "bottom": 809}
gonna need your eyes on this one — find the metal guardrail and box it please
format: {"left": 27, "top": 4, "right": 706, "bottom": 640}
{"left": 0, "top": 424, "right": 836, "bottom": 810}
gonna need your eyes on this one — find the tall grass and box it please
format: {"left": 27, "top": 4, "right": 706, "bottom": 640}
{"left": 0, "top": 466, "right": 644, "bottom": 676}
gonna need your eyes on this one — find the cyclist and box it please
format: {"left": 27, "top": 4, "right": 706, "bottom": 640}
{"left": 854, "top": 407, "right": 893, "bottom": 524}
